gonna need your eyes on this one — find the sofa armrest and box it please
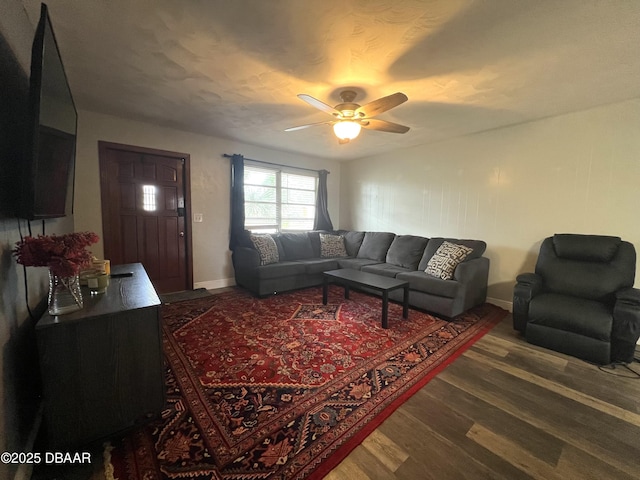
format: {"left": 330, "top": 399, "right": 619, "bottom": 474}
{"left": 612, "top": 287, "right": 640, "bottom": 363}
{"left": 453, "top": 257, "right": 490, "bottom": 309}
{"left": 453, "top": 257, "right": 489, "bottom": 284}
{"left": 512, "top": 273, "right": 543, "bottom": 333}
{"left": 232, "top": 247, "right": 261, "bottom": 271}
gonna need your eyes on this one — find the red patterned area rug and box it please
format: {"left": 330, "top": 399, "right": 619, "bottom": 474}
{"left": 107, "top": 286, "right": 507, "bottom": 480}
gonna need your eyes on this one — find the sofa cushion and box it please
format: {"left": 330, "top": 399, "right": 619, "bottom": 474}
{"left": 307, "top": 230, "right": 332, "bottom": 257}
{"left": 268, "top": 234, "right": 286, "bottom": 260}
{"left": 337, "top": 230, "right": 366, "bottom": 257}
{"left": 362, "top": 263, "right": 414, "bottom": 279}
{"left": 396, "top": 271, "right": 460, "bottom": 299}
{"left": 337, "top": 258, "right": 383, "bottom": 270}
{"left": 255, "top": 261, "right": 306, "bottom": 280}
{"left": 320, "top": 233, "right": 348, "bottom": 258}
{"left": 425, "top": 241, "right": 473, "bottom": 280}
{"left": 303, "top": 258, "right": 339, "bottom": 275}
{"left": 279, "top": 232, "right": 315, "bottom": 260}
{"left": 250, "top": 234, "right": 279, "bottom": 265}
{"left": 357, "top": 232, "right": 396, "bottom": 261}
{"left": 419, "top": 238, "right": 487, "bottom": 271}
{"left": 386, "top": 235, "right": 429, "bottom": 269}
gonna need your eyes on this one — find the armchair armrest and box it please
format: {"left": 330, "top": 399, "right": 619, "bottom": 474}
{"left": 612, "top": 287, "right": 640, "bottom": 363}
{"left": 615, "top": 287, "right": 640, "bottom": 307}
{"left": 515, "top": 273, "right": 543, "bottom": 292}
{"left": 512, "top": 272, "right": 543, "bottom": 333}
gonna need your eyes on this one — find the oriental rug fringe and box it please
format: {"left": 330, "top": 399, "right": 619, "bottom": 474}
{"left": 107, "top": 286, "right": 507, "bottom": 479}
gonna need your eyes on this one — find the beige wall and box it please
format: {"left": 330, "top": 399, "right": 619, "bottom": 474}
{"left": 74, "top": 110, "right": 341, "bottom": 289}
{"left": 340, "top": 98, "right": 640, "bottom": 307}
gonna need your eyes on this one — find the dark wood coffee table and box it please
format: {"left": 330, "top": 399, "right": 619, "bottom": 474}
{"left": 322, "top": 269, "right": 409, "bottom": 328}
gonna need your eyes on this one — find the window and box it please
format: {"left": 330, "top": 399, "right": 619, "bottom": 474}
{"left": 142, "top": 185, "right": 157, "bottom": 211}
{"left": 244, "top": 164, "right": 317, "bottom": 233}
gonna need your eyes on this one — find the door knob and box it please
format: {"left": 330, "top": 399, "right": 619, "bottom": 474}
{"left": 179, "top": 232, "right": 185, "bottom": 237}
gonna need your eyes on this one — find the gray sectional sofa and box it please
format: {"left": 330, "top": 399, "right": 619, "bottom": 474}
{"left": 231, "top": 230, "right": 490, "bottom": 318}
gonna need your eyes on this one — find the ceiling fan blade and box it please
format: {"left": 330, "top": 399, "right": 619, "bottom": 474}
{"left": 361, "top": 118, "right": 410, "bottom": 134}
{"left": 297, "top": 94, "right": 340, "bottom": 116}
{"left": 285, "top": 121, "right": 333, "bottom": 132}
{"left": 355, "top": 92, "right": 408, "bottom": 118}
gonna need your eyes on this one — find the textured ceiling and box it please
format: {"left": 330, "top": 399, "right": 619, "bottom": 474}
{"left": 22, "top": 0, "right": 640, "bottom": 161}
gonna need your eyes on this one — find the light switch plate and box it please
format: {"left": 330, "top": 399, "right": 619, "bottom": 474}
{"left": 193, "top": 213, "right": 203, "bottom": 223}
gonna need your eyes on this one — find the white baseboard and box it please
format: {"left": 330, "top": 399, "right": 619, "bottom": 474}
{"left": 194, "top": 278, "right": 236, "bottom": 290}
{"left": 487, "top": 297, "right": 512, "bottom": 312}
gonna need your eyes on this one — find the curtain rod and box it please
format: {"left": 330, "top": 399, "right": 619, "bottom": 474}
{"left": 222, "top": 154, "right": 329, "bottom": 174}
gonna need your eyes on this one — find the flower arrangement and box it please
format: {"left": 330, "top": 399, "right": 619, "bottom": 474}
{"left": 13, "top": 231, "right": 99, "bottom": 278}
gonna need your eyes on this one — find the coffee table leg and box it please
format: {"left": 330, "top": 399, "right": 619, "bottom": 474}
{"left": 403, "top": 285, "right": 409, "bottom": 319}
{"left": 382, "top": 291, "right": 389, "bottom": 329}
{"left": 344, "top": 285, "right": 350, "bottom": 300}
{"left": 322, "top": 277, "right": 328, "bottom": 305}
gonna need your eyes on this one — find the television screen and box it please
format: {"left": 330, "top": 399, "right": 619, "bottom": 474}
{"left": 20, "top": 3, "right": 77, "bottom": 220}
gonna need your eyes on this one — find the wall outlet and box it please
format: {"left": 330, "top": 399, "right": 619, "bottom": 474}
{"left": 193, "top": 213, "right": 203, "bottom": 223}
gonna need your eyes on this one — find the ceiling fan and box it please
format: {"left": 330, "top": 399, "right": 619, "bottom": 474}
{"left": 285, "top": 90, "right": 410, "bottom": 144}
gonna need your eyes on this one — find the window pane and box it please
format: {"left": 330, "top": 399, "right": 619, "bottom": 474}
{"left": 245, "top": 202, "right": 277, "bottom": 224}
{"left": 142, "top": 185, "right": 157, "bottom": 211}
{"left": 282, "top": 173, "right": 316, "bottom": 190}
{"left": 245, "top": 167, "right": 276, "bottom": 186}
{"left": 282, "top": 219, "right": 314, "bottom": 231}
{"left": 245, "top": 185, "right": 276, "bottom": 202}
{"left": 282, "top": 204, "right": 315, "bottom": 219}
{"left": 246, "top": 219, "right": 278, "bottom": 227}
{"left": 246, "top": 202, "right": 277, "bottom": 216}
{"left": 282, "top": 189, "right": 315, "bottom": 205}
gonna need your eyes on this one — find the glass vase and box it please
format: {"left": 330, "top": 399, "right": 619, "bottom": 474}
{"left": 48, "top": 270, "right": 83, "bottom": 315}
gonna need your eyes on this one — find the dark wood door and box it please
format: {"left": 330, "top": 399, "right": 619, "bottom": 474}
{"left": 99, "top": 142, "right": 192, "bottom": 293}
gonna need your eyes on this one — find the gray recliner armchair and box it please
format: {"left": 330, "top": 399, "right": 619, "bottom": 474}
{"left": 513, "top": 234, "right": 640, "bottom": 365}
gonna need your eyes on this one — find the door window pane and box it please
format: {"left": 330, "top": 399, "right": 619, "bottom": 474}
{"left": 142, "top": 185, "right": 157, "bottom": 211}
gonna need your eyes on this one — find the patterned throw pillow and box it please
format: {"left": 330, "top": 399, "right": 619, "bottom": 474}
{"left": 250, "top": 234, "right": 280, "bottom": 265}
{"left": 425, "top": 241, "right": 474, "bottom": 280}
{"left": 320, "top": 233, "right": 348, "bottom": 258}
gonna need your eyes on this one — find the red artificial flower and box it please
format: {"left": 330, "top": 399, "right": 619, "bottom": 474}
{"left": 13, "top": 232, "right": 99, "bottom": 277}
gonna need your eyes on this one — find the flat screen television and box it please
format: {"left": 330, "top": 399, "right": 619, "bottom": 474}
{"left": 0, "top": 29, "right": 28, "bottom": 218}
{"left": 19, "top": 3, "right": 77, "bottom": 220}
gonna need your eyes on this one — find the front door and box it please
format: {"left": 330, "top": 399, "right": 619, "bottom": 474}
{"left": 99, "top": 141, "right": 192, "bottom": 293}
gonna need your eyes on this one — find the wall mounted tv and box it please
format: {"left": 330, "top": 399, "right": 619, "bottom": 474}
{"left": 19, "top": 3, "right": 77, "bottom": 220}
{"left": 0, "top": 28, "right": 28, "bottom": 218}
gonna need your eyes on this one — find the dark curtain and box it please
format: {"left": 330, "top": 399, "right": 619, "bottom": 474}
{"left": 229, "top": 154, "right": 248, "bottom": 249}
{"left": 313, "top": 169, "right": 333, "bottom": 231}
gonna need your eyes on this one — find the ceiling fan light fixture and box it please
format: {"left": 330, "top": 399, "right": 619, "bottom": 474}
{"left": 333, "top": 120, "right": 361, "bottom": 140}
{"left": 288, "top": 90, "right": 409, "bottom": 141}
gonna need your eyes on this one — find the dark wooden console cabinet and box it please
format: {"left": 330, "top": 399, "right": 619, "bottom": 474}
{"left": 36, "top": 263, "right": 165, "bottom": 449}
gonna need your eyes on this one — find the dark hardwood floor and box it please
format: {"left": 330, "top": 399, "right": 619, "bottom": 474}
{"left": 84, "top": 294, "right": 640, "bottom": 480}
{"left": 326, "top": 316, "right": 640, "bottom": 480}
